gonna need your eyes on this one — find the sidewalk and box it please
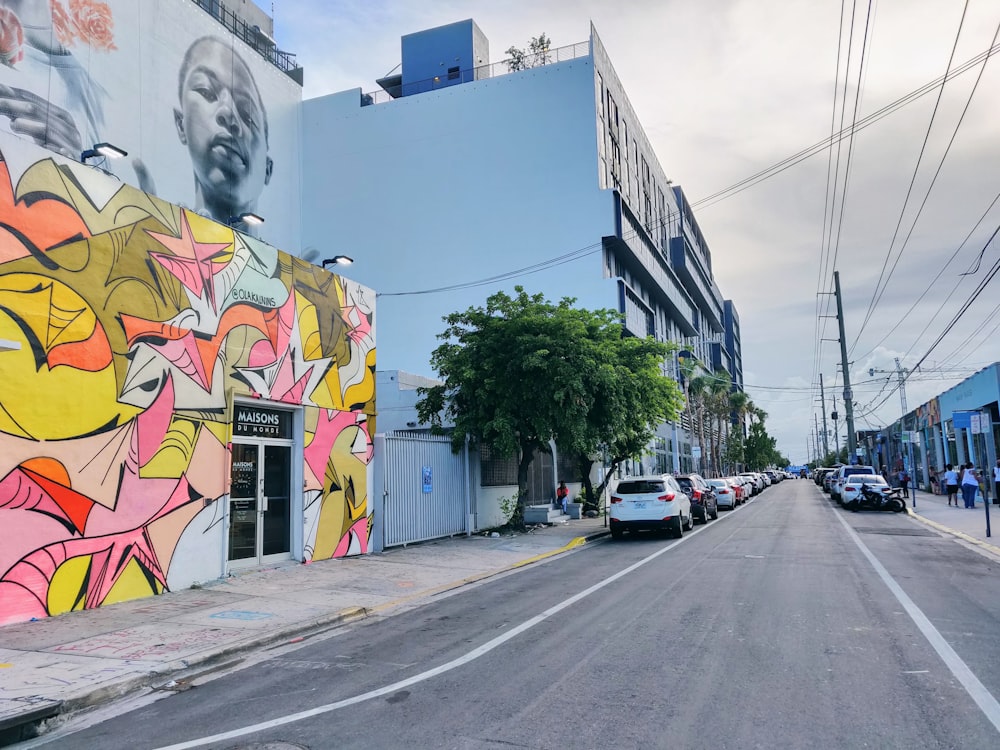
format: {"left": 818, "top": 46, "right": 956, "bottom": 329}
{"left": 0, "top": 516, "right": 610, "bottom": 744}
{"left": 905, "top": 485, "right": 1000, "bottom": 558}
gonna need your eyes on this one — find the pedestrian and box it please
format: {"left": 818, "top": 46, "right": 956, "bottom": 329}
{"left": 993, "top": 460, "right": 1000, "bottom": 505}
{"left": 929, "top": 468, "right": 939, "bottom": 495}
{"left": 899, "top": 469, "right": 910, "bottom": 499}
{"left": 556, "top": 480, "right": 569, "bottom": 512}
{"left": 961, "top": 463, "right": 979, "bottom": 509}
{"left": 943, "top": 463, "right": 960, "bottom": 506}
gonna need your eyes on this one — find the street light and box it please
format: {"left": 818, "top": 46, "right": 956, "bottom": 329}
{"left": 81, "top": 142, "right": 127, "bottom": 162}
{"left": 322, "top": 256, "right": 354, "bottom": 268}
{"left": 228, "top": 212, "right": 265, "bottom": 227}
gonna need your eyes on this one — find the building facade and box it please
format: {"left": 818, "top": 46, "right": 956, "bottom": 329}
{"left": 301, "top": 19, "right": 744, "bottom": 477}
{"left": 872, "top": 364, "right": 1000, "bottom": 494}
{"left": 0, "top": 0, "right": 376, "bottom": 626}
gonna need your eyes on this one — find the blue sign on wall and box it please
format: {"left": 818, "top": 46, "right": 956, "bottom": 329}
{"left": 422, "top": 466, "right": 433, "bottom": 493}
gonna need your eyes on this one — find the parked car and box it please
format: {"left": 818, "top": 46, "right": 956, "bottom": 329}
{"left": 740, "top": 472, "right": 764, "bottom": 494}
{"left": 841, "top": 474, "right": 890, "bottom": 509}
{"left": 726, "top": 476, "right": 748, "bottom": 504}
{"left": 609, "top": 474, "right": 693, "bottom": 539}
{"left": 676, "top": 473, "right": 719, "bottom": 523}
{"left": 708, "top": 478, "right": 738, "bottom": 510}
{"left": 831, "top": 465, "right": 878, "bottom": 504}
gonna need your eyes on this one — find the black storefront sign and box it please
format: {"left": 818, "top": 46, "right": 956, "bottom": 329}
{"left": 233, "top": 405, "right": 292, "bottom": 439}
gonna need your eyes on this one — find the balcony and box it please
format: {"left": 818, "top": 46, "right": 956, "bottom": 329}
{"left": 193, "top": 0, "right": 301, "bottom": 81}
{"left": 361, "top": 40, "right": 590, "bottom": 105}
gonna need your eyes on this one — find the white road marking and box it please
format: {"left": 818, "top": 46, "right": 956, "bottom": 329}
{"left": 832, "top": 509, "right": 1000, "bottom": 734}
{"left": 148, "top": 501, "right": 751, "bottom": 750}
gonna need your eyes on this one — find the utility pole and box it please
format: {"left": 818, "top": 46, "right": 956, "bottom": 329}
{"left": 834, "top": 271, "right": 858, "bottom": 461}
{"left": 819, "top": 373, "right": 830, "bottom": 456}
{"left": 814, "top": 412, "right": 821, "bottom": 463}
{"left": 832, "top": 395, "right": 841, "bottom": 455}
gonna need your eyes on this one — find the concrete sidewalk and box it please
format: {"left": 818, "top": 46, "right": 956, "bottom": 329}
{"left": 904, "top": 485, "right": 1000, "bottom": 558}
{"left": 0, "top": 516, "right": 610, "bottom": 744}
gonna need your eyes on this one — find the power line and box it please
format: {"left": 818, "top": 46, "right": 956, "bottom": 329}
{"left": 851, "top": 1, "right": 983, "bottom": 352}
{"left": 689, "top": 39, "right": 1000, "bottom": 211}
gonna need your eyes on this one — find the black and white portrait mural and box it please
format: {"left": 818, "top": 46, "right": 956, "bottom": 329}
{"left": 0, "top": 0, "right": 301, "bottom": 248}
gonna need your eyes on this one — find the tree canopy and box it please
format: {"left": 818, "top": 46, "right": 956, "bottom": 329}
{"left": 416, "top": 287, "right": 683, "bottom": 517}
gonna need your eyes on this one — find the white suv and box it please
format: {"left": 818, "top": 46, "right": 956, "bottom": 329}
{"left": 831, "top": 465, "right": 877, "bottom": 504}
{"left": 609, "top": 474, "right": 693, "bottom": 539}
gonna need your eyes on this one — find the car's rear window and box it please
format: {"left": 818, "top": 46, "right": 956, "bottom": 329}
{"left": 844, "top": 467, "right": 876, "bottom": 478}
{"left": 847, "top": 475, "right": 883, "bottom": 484}
{"left": 676, "top": 479, "right": 693, "bottom": 490}
{"left": 616, "top": 480, "right": 665, "bottom": 494}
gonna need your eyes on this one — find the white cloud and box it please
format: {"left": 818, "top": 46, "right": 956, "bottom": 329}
{"left": 276, "top": 0, "right": 1000, "bottom": 463}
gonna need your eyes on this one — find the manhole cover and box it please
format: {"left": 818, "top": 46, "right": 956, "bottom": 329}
{"left": 855, "top": 527, "right": 937, "bottom": 537}
{"left": 225, "top": 743, "right": 310, "bottom": 750}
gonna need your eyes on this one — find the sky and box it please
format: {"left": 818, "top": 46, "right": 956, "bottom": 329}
{"left": 273, "top": 0, "right": 1000, "bottom": 464}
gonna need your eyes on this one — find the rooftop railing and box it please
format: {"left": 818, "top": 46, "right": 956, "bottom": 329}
{"left": 361, "top": 40, "right": 589, "bottom": 106}
{"left": 192, "top": 0, "right": 301, "bottom": 79}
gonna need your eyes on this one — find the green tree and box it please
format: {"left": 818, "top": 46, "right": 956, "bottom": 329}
{"left": 744, "top": 406, "right": 787, "bottom": 469}
{"left": 727, "top": 390, "right": 752, "bottom": 471}
{"left": 569, "top": 336, "right": 685, "bottom": 510}
{"left": 416, "top": 287, "right": 681, "bottom": 522}
{"left": 506, "top": 33, "right": 553, "bottom": 72}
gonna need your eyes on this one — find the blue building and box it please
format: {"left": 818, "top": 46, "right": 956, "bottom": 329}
{"left": 301, "top": 19, "right": 744, "bottom": 478}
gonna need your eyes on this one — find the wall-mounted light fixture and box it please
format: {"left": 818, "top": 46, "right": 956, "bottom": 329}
{"left": 229, "top": 212, "right": 265, "bottom": 226}
{"left": 322, "top": 256, "right": 354, "bottom": 268}
{"left": 81, "top": 142, "right": 127, "bottom": 162}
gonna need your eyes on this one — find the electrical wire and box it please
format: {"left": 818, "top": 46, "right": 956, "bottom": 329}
{"left": 689, "top": 40, "right": 1000, "bottom": 211}
{"left": 850, "top": 0, "right": 972, "bottom": 350}
{"left": 851, "top": 188, "right": 1000, "bottom": 363}
{"left": 857, "top": 222, "right": 1000, "bottom": 416}
{"left": 812, "top": 0, "right": 849, "bottom": 400}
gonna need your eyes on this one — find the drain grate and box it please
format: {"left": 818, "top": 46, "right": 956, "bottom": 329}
{"left": 855, "top": 527, "right": 938, "bottom": 537}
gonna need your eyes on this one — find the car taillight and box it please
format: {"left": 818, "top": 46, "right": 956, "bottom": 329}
{"left": 845, "top": 485, "right": 855, "bottom": 491}
{"left": 693, "top": 489, "right": 702, "bottom": 499}
{"left": 610, "top": 496, "right": 622, "bottom": 504}
{"left": 719, "top": 489, "right": 729, "bottom": 494}
{"left": 657, "top": 493, "right": 675, "bottom": 502}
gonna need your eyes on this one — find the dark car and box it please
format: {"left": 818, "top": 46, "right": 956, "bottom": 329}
{"left": 676, "top": 473, "right": 718, "bottom": 523}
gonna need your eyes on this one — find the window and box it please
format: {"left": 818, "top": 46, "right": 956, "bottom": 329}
{"left": 556, "top": 448, "right": 578, "bottom": 482}
{"left": 480, "top": 443, "right": 518, "bottom": 486}
{"left": 447, "top": 66, "right": 460, "bottom": 80}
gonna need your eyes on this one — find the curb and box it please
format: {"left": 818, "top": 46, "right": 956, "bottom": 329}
{"left": 511, "top": 529, "right": 609, "bottom": 569}
{"left": 5, "top": 606, "right": 369, "bottom": 742}
{"left": 7, "top": 530, "right": 611, "bottom": 741}
{"left": 905, "top": 507, "right": 1000, "bottom": 556}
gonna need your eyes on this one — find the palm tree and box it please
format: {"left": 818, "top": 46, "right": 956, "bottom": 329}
{"left": 728, "top": 390, "right": 751, "bottom": 472}
{"left": 707, "top": 374, "right": 731, "bottom": 476}
{"left": 687, "top": 374, "right": 711, "bottom": 475}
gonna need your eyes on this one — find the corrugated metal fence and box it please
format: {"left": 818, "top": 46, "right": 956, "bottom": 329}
{"left": 378, "top": 432, "right": 470, "bottom": 548}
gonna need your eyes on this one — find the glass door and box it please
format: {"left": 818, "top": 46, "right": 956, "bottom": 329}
{"left": 229, "top": 443, "right": 259, "bottom": 562}
{"left": 229, "top": 442, "right": 293, "bottom": 566}
{"left": 262, "top": 444, "right": 291, "bottom": 560}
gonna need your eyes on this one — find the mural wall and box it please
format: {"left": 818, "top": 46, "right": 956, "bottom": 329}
{"left": 0, "top": 137, "right": 376, "bottom": 626}
{"left": 0, "top": 0, "right": 302, "bottom": 251}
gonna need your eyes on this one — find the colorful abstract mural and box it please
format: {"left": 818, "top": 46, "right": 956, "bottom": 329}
{"left": 0, "top": 144, "right": 376, "bottom": 626}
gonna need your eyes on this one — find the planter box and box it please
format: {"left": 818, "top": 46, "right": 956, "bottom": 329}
{"left": 566, "top": 503, "right": 583, "bottom": 519}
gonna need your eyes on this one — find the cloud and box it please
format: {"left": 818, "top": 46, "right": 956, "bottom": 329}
{"left": 276, "top": 0, "right": 1000, "bottom": 462}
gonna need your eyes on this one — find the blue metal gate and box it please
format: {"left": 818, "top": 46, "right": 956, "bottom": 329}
{"left": 375, "top": 433, "right": 470, "bottom": 549}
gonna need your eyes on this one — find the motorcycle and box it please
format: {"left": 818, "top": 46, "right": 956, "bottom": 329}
{"left": 850, "top": 482, "right": 906, "bottom": 512}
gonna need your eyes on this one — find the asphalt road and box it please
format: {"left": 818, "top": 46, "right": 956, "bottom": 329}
{"left": 23, "top": 480, "right": 1000, "bottom": 749}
